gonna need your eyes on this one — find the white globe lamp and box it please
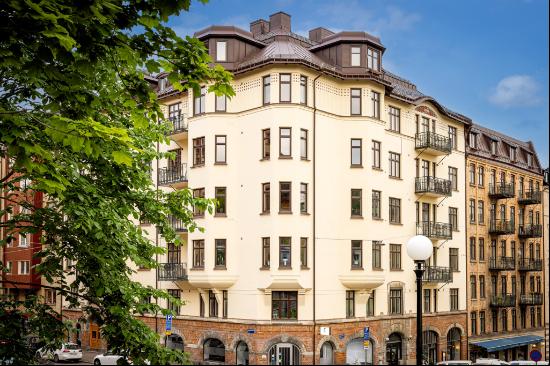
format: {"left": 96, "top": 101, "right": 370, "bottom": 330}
{"left": 406, "top": 235, "right": 433, "bottom": 261}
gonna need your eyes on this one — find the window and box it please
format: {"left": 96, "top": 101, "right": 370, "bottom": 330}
{"left": 389, "top": 198, "right": 401, "bottom": 224}
{"left": 300, "top": 183, "right": 308, "bottom": 213}
{"left": 469, "top": 132, "right": 477, "bottom": 149}
{"left": 367, "top": 291, "right": 375, "bottom": 316}
{"left": 19, "top": 233, "right": 28, "bottom": 247}
{"left": 470, "top": 276, "right": 477, "bottom": 299}
{"left": 216, "top": 40, "right": 227, "bottom": 62}
{"left": 262, "top": 237, "right": 270, "bottom": 268}
{"left": 478, "top": 166, "right": 484, "bottom": 187}
{"left": 372, "top": 241, "right": 382, "bottom": 269}
{"left": 479, "top": 275, "right": 485, "bottom": 298}
{"left": 45, "top": 289, "right": 56, "bottom": 305}
{"left": 193, "top": 137, "right": 205, "bottom": 166}
{"left": 167, "top": 242, "right": 180, "bottom": 264}
{"left": 449, "top": 207, "right": 458, "bottom": 231}
{"left": 389, "top": 152, "right": 400, "bottom": 178}
{"left": 193, "top": 240, "right": 205, "bottom": 268}
{"left": 510, "top": 146, "right": 517, "bottom": 161}
{"left": 448, "top": 126, "right": 457, "bottom": 149}
{"left": 262, "top": 129, "right": 270, "bottom": 160}
{"left": 530, "top": 307, "right": 535, "bottom": 327}
{"left": 300, "top": 129, "right": 308, "bottom": 159}
{"left": 450, "top": 289, "right": 459, "bottom": 311}
{"left": 478, "top": 200, "right": 484, "bottom": 224}
{"left": 215, "top": 239, "right": 226, "bottom": 268}
{"left": 214, "top": 136, "right": 226, "bottom": 163}
{"left": 520, "top": 309, "right": 526, "bottom": 328}
{"left": 351, "top": 139, "right": 362, "bottom": 166}
{"left": 272, "top": 291, "right": 297, "bottom": 320}
{"left": 351, "top": 240, "right": 362, "bottom": 268}
{"left": 262, "top": 183, "right": 270, "bottom": 213}
{"left": 279, "top": 127, "right": 291, "bottom": 157}
{"left": 433, "top": 289, "right": 438, "bottom": 313}
{"left": 491, "top": 140, "right": 497, "bottom": 155}
{"left": 209, "top": 290, "right": 218, "bottom": 317}
{"left": 18, "top": 261, "right": 30, "bottom": 275}
{"left": 390, "top": 244, "right": 401, "bottom": 270}
{"left": 193, "top": 188, "right": 205, "bottom": 216}
{"left": 279, "top": 73, "right": 291, "bottom": 102}
{"left": 469, "top": 163, "right": 475, "bottom": 185}
{"left": 351, "top": 46, "right": 361, "bottom": 66}
{"left": 194, "top": 86, "right": 206, "bottom": 115}
{"left": 350, "top": 88, "right": 361, "bottom": 115}
{"left": 537, "top": 307, "right": 542, "bottom": 327}
{"left": 389, "top": 288, "right": 403, "bottom": 314}
{"left": 199, "top": 295, "right": 205, "bottom": 317}
{"left": 511, "top": 309, "right": 516, "bottom": 330}
{"left": 279, "top": 182, "right": 291, "bottom": 213}
{"left": 389, "top": 106, "right": 400, "bottom": 132}
{"left": 449, "top": 167, "right": 458, "bottom": 190}
{"left": 449, "top": 248, "right": 459, "bottom": 272}
{"left": 492, "top": 310, "right": 498, "bottom": 332}
{"left": 351, "top": 189, "right": 362, "bottom": 217}
{"left": 470, "top": 238, "right": 476, "bottom": 261}
{"left": 372, "top": 140, "right": 381, "bottom": 168}
{"left": 372, "top": 190, "right": 381, "bottom": 219}
{"left": 215, "top": 94, "right": 226, "bottom": 112}
{"left": 300, "top": 75, "right": 307, "bottom": 104}
{"left": 479, "top": 238, "right": 485, "bottom": 261}
{"left": 222, "top": 290, "right": 228, "bottom": 319}
{"left": 215, "top": 187, "right": 226, "bottom": 215}
{"left": 480, "top": 311, "right": 486, "bottom": 333}
{"left": 167, "top": 289, "right": 180, "bottom": 315}
{"left": 300, "top": 238, "right": 307, "bottom": 268}
{"left": 5, "top": 262, "right": 12, "bottom": 273}
{"left": 367, "top": 47, "right": 380, "bottom": 71}
{"left": 346, "top": 290, "right": 355, "bottom": 318}
{"left": 371, "top": 91, "right": 380, "bottom": 119}
{"left": 469, "top": 199, "right": 476, "bottom": 223}
{"left": 527, "top": 153, "right": 532, "bottom": 167}
{"left": 279, "top": 237, "right": 291, "bottom": 268}
{"left": 424, "top": 289, "right": 431, "bottom": 313}
{"left": 263, "top": 75, "right": 271, "bottom": 104}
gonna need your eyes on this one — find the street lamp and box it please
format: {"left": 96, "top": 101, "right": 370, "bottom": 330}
{"left": 406, "top": 235, "right": 433, "bottom": 366}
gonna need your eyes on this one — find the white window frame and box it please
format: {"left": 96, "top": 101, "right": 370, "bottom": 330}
{"left": 19, "top": 233, "right": 29, "bottom": 247}
{"left": 351, "top": 46, "right": 361, "bottom": 66}
{"left": 19, "top": 261, "right": 30, "bottom": 275}
{"left": 216, "top": 40, "right": 227, "bottom": 62}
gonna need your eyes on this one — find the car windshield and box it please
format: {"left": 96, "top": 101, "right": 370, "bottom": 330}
{"left": 65, "top": 344, "right": 80, "bottom": 350}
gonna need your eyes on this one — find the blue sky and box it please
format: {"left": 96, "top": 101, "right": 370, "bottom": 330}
{"left": 169, "top": 0, "right": 549, "bottom": 166}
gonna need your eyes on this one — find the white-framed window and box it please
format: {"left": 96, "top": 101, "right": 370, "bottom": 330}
{"left": 5, "top": 261, "right": 12, "bottom": 273}
{"left": 45, "top": 289, "right": 56, "bottom": 305}
{"left": 351, "top": 46, "right": 361, "bottom": 66}
{"left": 19, "top": 261, "right": 30, "bottom": 275}
{"left": 216, "top": 40, "right": 227, "bottom": 62}
{"left": 19, "top": 233, "right": 29, "bottom": 247}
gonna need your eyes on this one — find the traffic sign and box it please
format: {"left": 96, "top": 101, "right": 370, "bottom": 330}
{"left": 363, "top": 327, "right": 370, "bottom": 350}
{"left": 530, "top": 349, "right": 542, "bottom": 362}
{"left": 165, "top": 314, "right": 173, "bottom": 335}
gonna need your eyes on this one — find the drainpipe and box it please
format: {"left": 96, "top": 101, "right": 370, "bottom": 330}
{"left": 155, "top": 139, "right": 159, "bottom": 335}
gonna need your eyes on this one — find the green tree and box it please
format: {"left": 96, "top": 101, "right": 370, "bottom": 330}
{"left": 0, "top": 0, "right": 233, "bottom": 364}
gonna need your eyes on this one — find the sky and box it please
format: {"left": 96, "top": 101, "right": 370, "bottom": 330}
{"left": 168, "top": 0, "right": 549, "bottom": 166}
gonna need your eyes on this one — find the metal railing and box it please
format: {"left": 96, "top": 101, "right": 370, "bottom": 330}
{"left": 158, "top": 163, "right": 187, "bottom": 185}
{"left": 157, "top": 263, "right": 188, "bottom": 281}
{"left": 422, "top": 266, "right": 453, "bottom": 283}
{"left": 519, "top": 293, "right": 543, "bottom": 306}
{"left": 415, "top": 132, "right": 452, "bottom": 154}
{"left": 517, "top": 258, "right": 543, "bottom": 271}
{"left": 517, "top": 190, "right": 542, "bottom": 205}
{"left": 416, "top": 222, "right": 452, "bottom": 240}
{"left": 166, "top": 115, "right": 188, "bottom": 135}
{"left": 490, "top": 294, "right": 516, "bottom": 307}
{"left": 168, "top": 215, "right": 187, "bottom": 232}
{"left": 488, "top": 219, "right": 515, "bottom": 235}
{"left": 488, "top": 183, "right": 515, "bottom": 198}
{"left": 488, "top": 257, "right": 515, "bottom": 271}
{"left": 415, "top": 176, "right": 452, "bottom": 196}
{"left": 518, "top": 224, "right": 543, "bottom": 238}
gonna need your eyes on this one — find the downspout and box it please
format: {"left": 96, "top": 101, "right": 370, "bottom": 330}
{"left": 155, "top": 139, "right": 159, "bottom": 335}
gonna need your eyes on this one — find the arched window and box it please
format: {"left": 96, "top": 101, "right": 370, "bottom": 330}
{"left": 423, "top": 330, "right": 438, "bottom": 364}
{"left": 268, "top": 343, "right": 300, "bottom": 365}
{"left": 236, "top": 341, "right": 249, "bottom": 365}
{"left": 446, "top": 327, "right": 462, "bottom": 360}
{"left": 386, "top": 333, "right": 403, "bottom": 364}
{"left": 204, "top": 338, "right": 225, "bottom": 362}
{"left": 320, "top": 342, "right": 334, "bottom": 365}
{"left": 166, "top": 334, "right": 184, "bottom": 351}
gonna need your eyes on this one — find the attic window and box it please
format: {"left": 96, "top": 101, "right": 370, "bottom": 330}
{"left": 351, "top": 47, "right": 361, "bottom": 67}
{"left": 490, "top": 140, "right": 497, "bottom": 155}
{"left": 159, "top": 78, "right": 167, "bottom": 92}
{"left": 527, "top": 153, "right": 532, "bottom": 167}
{"left": 469, "top": 132, "right": 477, "bottom": 149}
{"left": 216, "top": 41, "right": 227, "bottom": 62}
{"left": 509, "top": 146, "right": 517, "bottom": 161}
{"left": 367, "top": 47, "right": 380, "bottom": 71}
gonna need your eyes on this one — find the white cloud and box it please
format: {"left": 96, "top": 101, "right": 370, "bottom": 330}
{"left": 489, "top": 75, "right": 541, "bottom": 107}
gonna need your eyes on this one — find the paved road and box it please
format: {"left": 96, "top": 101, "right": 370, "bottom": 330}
{"left": 39, "top": 360, "right": 91, "bottom": 365}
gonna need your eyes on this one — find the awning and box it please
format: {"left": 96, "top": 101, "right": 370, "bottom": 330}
{"left": 471, "top": 335, "right": 543, "bottom": 352}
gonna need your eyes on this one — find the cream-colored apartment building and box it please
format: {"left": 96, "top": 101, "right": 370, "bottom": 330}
{"left": 65, "top": 12, "right": 472, "bottom": 365}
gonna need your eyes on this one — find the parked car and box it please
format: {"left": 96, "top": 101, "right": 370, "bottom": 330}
{"left": 475, "top": 358, "right": 510, "bottom": 365}
{"left": 93, "top": 351, "right": 130, "bottom": 365}
{"left": 437, "top": 361, "right": 473, "bottom": 365}
{"left": 36, "top": 343, "right": 82, "bottom": 363}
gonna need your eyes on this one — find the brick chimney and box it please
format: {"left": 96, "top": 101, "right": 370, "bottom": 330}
{"left": 308, "top": 27, "right": 335, "bottom": 43}
{"left": 250, "top": 19, "right": 269, "bottom": 37}
{"left": 269, "top": 12, "right": 291, "bottom": 32}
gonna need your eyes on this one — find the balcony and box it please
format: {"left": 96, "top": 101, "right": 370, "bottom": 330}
{"left": 517, "top": 258, "right": 543, "bottom": 271}
{"left": 518, "top": 224, "right": 542, "bottom": 238}
{"left": 488, "top": 257, "right": 515, "bottom": 271}
{"left": 415, "top": 132, "right": 452, "bottom": 155}
{"left": 416, "top": 222, "right": 452, "bottom": 240}
{"left": 517, "top": 190, "right": 542, "bottom": 205}
{"left": 168, "top": 215, "right": 187, "bottom": 232}
{"left": 415, "top": 176, "right": 452, "bottom": 197}
{"left": 488, "top": 183, "right": 515, "bottom": 199}
{"left": 157, "top": 263, "right": 188, "bottom": 281}
{"left": 488, "top": 219, "right": 514, "bottom": 235}
{"left": 490, "top": 294, "right": 516, "bottom": 307}
{"left": 519, "top": 293, "right": 543, "bottom": 306}
{"left": 422, "top": 266, "right": 453, "bottom": 283}
{"left": 165, "top": 115, "right": 188, "bottom": 137}
{"left": 158, "top": 163, "right": 187, "bottom": 186}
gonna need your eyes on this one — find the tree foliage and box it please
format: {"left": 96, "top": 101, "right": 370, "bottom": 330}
{"left": 0, "top": 0, "right": 233, "bottom": 364}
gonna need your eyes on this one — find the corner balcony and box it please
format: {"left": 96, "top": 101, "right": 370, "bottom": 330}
{"left": 517, "top": 190, "right": 542, "bottom": 205}
{"left": 518, "top": 224, "right": 542, "bottom": 238}
{"left": 488, "top": 257, "right": 515, "bottom": 271}
{"left": 517, "top": 258, "right": 543, "bottom": 271}
{"left": 415, "top": 176, "right": 452, "bottom": 197}
{"left": 519, "top": 293, "right": 543, "bottom": 306}
{"left": 490, "top": 294, "right": 516, "bottom": 308}
{"left": 165, "top": 115, "right": 188, "bottom": 140}
{"left": 488, "top": 219, "right": 514, "bottom": 235}
{"left": 422, "top": 266, "right": 452, "bottom": 283}
{"left": 168, "top": 215, "right": 188, "bottom": 233}
{"left": 157, "top": 263, "right": 188, "bottom": 281}
{"left": 158, "top": 163, "right": 188, "bottom": 187}
{"left": 415, "top": 132, "right": 452, "bottom": 155}
{"left": 416, "top": 221, "right": 452, "bottom": 240}
{"left": 488, "top": 183, "right": 515, "bottom": 199}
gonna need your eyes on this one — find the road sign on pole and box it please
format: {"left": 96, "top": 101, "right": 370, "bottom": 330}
{"left": 165, "top": 314, "right": 173, "bottom": 336}
{"left": 363, "top": 327, "right": 370, "bottom": 349}
{"left": 530, "top": 349, "right": 542, "bottom": 362}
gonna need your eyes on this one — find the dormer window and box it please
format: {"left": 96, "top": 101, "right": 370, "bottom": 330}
{"left": 510, "top": 146, "right": 517, "bottom": 161}
{"left": 351, "top": 47, "right": 361, "bottom": 66}
{"left": 216, "top": 41, "right": 227, "bottom": 62}
{"left": 527, "top": 153, "right": 532, "bottom": 167}
{"left": 490, "top": 140, "right": 497, "bottom": 155}
{"left": 469, "top": 132, "right": 477, "bottom": 149}
{"left": 158, "top": 78, "right": 167, "bottom": 92}
{"left": 367, "top": 47, "right": 380, "bottom": 71}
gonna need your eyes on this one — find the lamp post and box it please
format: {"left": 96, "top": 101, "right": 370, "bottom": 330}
{"left": 406, "top": 235, "right": 433, "bottom": 366}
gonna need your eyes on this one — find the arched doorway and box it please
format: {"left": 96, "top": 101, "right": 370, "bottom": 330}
{"left": 320, "top": 341, "right": 334, "bottom": 365}
{"left": 268, "top": 343, "right": 300, "bottom": 365}
{"left": 423, "top": 330, "right": 438, "bottom": 365}
{"left": 236, "top": 341, "right": 249, "bottom": 365}
{"left": 386, "top": 333, "right": 403, "bottom": 365}
{"left": 446, "top": 328, "right": 461, "bottom": 361}
{"left": 166, "top": 334, "right": 184, "bottom": 351}
{"left": 204, "top": 338, "right": 225, "bottom": 362}
{"left": 346, "top": 338, "right": 364, "bottom": 364}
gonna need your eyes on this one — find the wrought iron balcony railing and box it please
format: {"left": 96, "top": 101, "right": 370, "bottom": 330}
{"left": 415, "top": 176, "right": 452, "bottom": 197}
{"left": 517, "top": 190, "right": 542, "bottom": 205}
{"left": 168, "top": 215, "right": 188, "bottom": 232}
{"left": 517, "top": 258, "right": 543, "bottom": 271}
{"left": 518, "top": 224, "right": 542, "bottom": 238}
{"left": 488, "top": 183, "right": 515, "bottom": 199}
{"left": 416, "top": 222, "right": 452, "bottom": 240}
{"left": 415, "top": 132, "right": 452, "bottom": 154}
{"left": 519, "top": 293, "right": 543, "bottom": 306}
{"left": 490, "top": 294, "right": 516, "bottom": 307}
{"left": 488, "top": 257, "right": 516, "bottom": 271}
{"left": 157, "top": 263, "right": 188, "bottom": 281}
{"left": 166, "top": 115, "right": 188, "bottom": 135}
{"left": 158, "top": 163, "right": 188, "bottom": 186}
{"left": 488, "top": 219, "right": 515, "bottom": 235}
{"left": 422, "top": 266, "right": 453, "bottom": 283}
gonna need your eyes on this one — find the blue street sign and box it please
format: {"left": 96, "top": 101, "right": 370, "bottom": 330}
{"left": 339, "top": 334, "right": 345, "bottom": 340}
{"left": 363, "top": 327, "right": 370, "bottom": 340}
{"left": 166, "top": 315, "right": 173, "bottom": 331}
{"left": 530, "top": 350, "right": 542, "bottom": 362}
{"left": 247, "top": 329, "right": 256, "bottom": 334}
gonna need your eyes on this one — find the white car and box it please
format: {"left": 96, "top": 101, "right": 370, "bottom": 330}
{"left": 93, "top": 351, "right": 129, "bottom": 365}
{"left": 437, "top": 361, "right": 473, "bottom": 365}
{"left": 36, "top": 343, "right": 82, "bottom": 362}
{"left": 475, "top": 358, "right": 510, "bottom": 365}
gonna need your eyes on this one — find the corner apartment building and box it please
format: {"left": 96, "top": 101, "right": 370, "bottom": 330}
{"left": 65, "top": 12, "right": 473, "bottom": 365}
{"left": 543, "top": 168, "right": 549, "bottom": 361}
{"left": 465, "top": 125, "right": 546, "bottom": 361}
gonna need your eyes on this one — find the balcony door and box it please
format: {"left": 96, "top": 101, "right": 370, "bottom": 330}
{"left": 168, "top": 148, "right": 182, "bottom": 170}
{"left": 167, "top": 242, "right": 181, "bottom": 264}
